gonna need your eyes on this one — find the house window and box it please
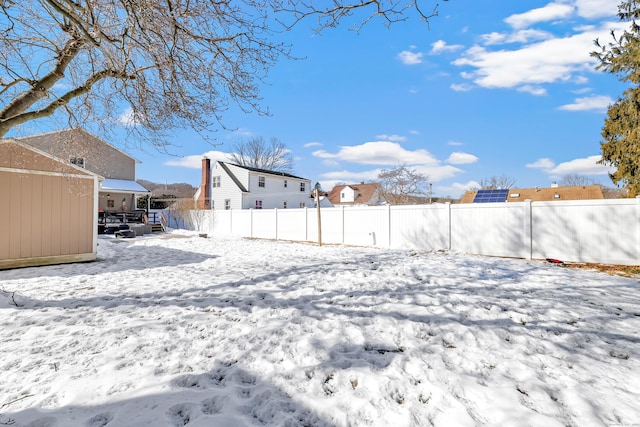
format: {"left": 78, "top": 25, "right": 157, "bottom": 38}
{"left": 212, "top": 176, "right": 221, "bottom": 187}
{"left": 70, "top": 157, "right": 85, "bottom": 168}
{"left": 341, "top": 192, "right": 345, "bottom": 200}
{"left": 299, "top": 202, "right": 305, "bottom": 208}
{"left": 107, "top": 199, "right": 114, "bottom": 208}
{"left": 224, "top": 199, "right": 231, "bottom": 210}
{"left": 284, "top": 180, "right": 288, "bottom": 188}
{"left": 300, "top": 182, "right": 306, "bottom": 192}
{"left": 283, "top": 201, "right": 287, "bottom": 209}
{"left": 258, "top": 176, "right": 265, "bottom": 187}
{"left": 255, "top": 200, "right": 262, "bottom": 209}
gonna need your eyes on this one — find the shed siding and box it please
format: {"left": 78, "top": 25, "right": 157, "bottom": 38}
{"left": 0, "top": 140, "right": 97, "bottom": 269}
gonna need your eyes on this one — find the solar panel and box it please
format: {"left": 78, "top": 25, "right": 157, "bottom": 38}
{"left": 473, "top": 189, "right": 509, "bottom": 203}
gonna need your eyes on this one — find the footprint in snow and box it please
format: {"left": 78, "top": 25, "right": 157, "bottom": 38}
{"left": 86, "top": 412, "right": 113, "bottom": 427}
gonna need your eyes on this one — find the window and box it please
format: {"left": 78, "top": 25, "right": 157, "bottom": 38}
{"left": 283, "top": 201, "right": 287, "bottom": 209}
{"left": 255, "top": 200, "right": 263, "bottom": 209}
{"left": 107, "top": 199, "right": 114, "bottom": 208}
{"left": 70, "top": 157, "right": 85, "bottom": 168}
{"left": 224, "top": 199, "right": 231, "bottom": 210}
{"left": 258, "top": 176, "right": 265, "bottom": 187}
{"left": 284, "top": 180, "right": 288, "bottom": 188}
{"left": 300, "top": 182, "right": 306, "bottom": 192}
{"left": 299, "top": 202, "right": 305, "bottom": 208}
{"left": 341, "top": 192, "right": 345, "bottom": 200}
{"left": 212, "top": 176, "right": 221, "bottom": 187}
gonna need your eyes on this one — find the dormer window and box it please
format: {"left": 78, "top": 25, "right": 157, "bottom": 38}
{"left": 70, "top": 157, "right": 85, "bottom": 168}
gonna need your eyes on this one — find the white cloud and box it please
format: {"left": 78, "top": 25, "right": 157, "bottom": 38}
{"left": 450, "top": 83, "right": 472, "bottom": 92}
{"left": 447, "top": 152, "right": 478, "bottom": 165}
{"left": 558, "top": 95, "right": 613, "bottom": 111}
{"left": 304, "top": 142, "right": 323, "bottom": 148}
{"left": 397, "top": 50, "right": 424, "bottom": 65}
{"left": 375, "top": 134, "right": 407, "bottom": 142}
{"left": 164, "top": 150, "right": 233, "bottom": 169}
{"left": 527, "top": 158, "right": 556, "bottom": 170}
{"left": 312, "top": 141, "right": 439, "bottom": 166}
{"left": 118, "top": 107, "right": 143, "bottom": 127}
{"left": 575, "top": 0, "right": 621, "bottom": 19}
{"left": 518, "top": 85, "right": 547, "bottom": 96}
{"left": 505, "top": 3, "right": 575, "bottom": 29}
{"left": 453, "top": 21, "right": 628, "bottom": 90}
{"left": 448, "top": 141, "right": 463, "bottom": 146}
{"left": 435, "top": 180, "right": 481, "bottom": 198}
{"left": 481, "top": 29, "right": 554, "bottom": 46}
{"left": 430, "top": 40, "right": 464, "bottom": 55}
{"left": 527, "top": 155, "right": 614, "bottom": 176}
{"left": 549, "top": 155, "right": 613, "bottom": 175}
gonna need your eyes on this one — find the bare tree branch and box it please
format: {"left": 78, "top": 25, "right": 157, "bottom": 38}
{"left": 0, "top": 0, "right": 444, "bottom": 147}
{"left": 229, "top": 136, "right": 293, "bottom": 172}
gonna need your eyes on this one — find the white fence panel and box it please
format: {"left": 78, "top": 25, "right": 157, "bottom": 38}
{"left": 343, "top": 206, "right": 390, "bottom": 247}
{"left": 191, "top": 199, "right": 640, "bottom": 265}
{"left": 451, "top": 203, "right": 528, "bottom": 258}
{"left": 231, "top": 210, "right": 252, "bottom": 237}
{"left": 252, "top": 209, "right": 277, "bottom": 239}
{"left": 276, "top": 208, "right": 307, "bottom": 241}
{"left": 532, "top": 199, "right": 640, "bottom": 265}
{"left": 390, "top": 204, "right": 450, "bottom": 250}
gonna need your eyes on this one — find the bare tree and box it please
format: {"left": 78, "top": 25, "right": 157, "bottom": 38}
{"left": 558, "top": 174, "right": 596, "bottom": 187}
{"left": 229, "top": 137, "right": 293, "bottom": 172}
{"left": 0, "top": 1, "right": 444, "bottom": 146}
{"left": 479, "top": 174, "right": 517, "bottom": 189}
{"left": 377, "top": 164, "right": 428, "bottom": 205}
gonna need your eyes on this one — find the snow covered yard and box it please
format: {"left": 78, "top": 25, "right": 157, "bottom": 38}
{"left": 1, "top": 232, "right": 639, "bottom": 427}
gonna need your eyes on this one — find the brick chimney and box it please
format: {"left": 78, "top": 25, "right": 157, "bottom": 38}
{"left": 197, "top": 157, "right": 211, "bottom": 209}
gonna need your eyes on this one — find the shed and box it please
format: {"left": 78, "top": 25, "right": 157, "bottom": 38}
{"left": 0, "top": 139, "right": 100, "bottom": 269}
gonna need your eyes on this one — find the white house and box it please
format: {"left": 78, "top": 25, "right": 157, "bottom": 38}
{"left": 195, "top": 159, "right": 312, "bottom": 210}
{"left": 327, "top": 182, "right": 383, "bottom": 207}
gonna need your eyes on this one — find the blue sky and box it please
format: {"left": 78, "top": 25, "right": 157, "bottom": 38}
{"left": 116, "top": 1, "right": 628, "bottom": 196}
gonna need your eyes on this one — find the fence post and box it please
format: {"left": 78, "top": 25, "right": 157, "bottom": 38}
{"left": 304, "top": 207, "right": 308, "bottom": 242}
{"left": 388, "top": 204, "right": 392, "bottom": 248}
{"left": 275, "top": 208, "right": 278, "bottom": 241}
{"left": 341, "top": 205, "right": 345, "bottom": 244}
{"left": 523, "top": 200, "right": 532, "bottom": 260}
{"left": 446, "top": 202, "right": 452, "bottom": 250}
{"left": 250, "top": 208, "right": 253, "bottom": 238}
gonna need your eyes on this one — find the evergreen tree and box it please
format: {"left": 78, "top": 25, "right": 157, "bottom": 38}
{"left": 593, "top": 0, "right": 640, "bottom": 196}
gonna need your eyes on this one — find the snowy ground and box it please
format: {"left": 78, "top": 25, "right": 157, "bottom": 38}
{"left": 1, "top": 231, "right": 639, "bottom": 427}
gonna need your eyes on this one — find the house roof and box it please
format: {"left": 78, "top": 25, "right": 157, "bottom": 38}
{"left": 15, "top": 127, "right": 141, "bottom": 163}
{"left": 327, "top": 183, "right": 381, "bottom": 205}
{"left": 225, "top": 162, "right": 308, "bottom": 181}
{"left": 100, "top": 178, "right": 150, "bottom": 194}
{"left": 219, "top": 162, "right": 248, "bottom": 193}
{"left": 460, "top": 185, "right": 605, "bottom": 203}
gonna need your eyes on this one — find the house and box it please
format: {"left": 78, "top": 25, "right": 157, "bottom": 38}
{"left": 16, "top": 128, "right": 150, "bottom": 212}
{"left": 459, "top": 185, "right": 605, "bottom": 203}
{"left": 0, "top": 139, "right": 100, "bottom": 269}
{"left": 327, "top": 182, "right": 383, "bottom": 207}
{"left": 195, "top": 158, "right": 312, "bottom": 210}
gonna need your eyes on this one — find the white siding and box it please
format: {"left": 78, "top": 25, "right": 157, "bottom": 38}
{"left": 211, "top": 162, "right": 244, "bottom": 210}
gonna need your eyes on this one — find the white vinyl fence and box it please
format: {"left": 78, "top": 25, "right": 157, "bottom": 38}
{"left": 193, "top": 198, "right": 640, "bottom": 266}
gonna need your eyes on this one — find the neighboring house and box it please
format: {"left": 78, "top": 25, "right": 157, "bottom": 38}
{"left": 0, "top": 139, "right": 100, "bottom": 269}
{"left": 195, "top": 158, "right": 312, "bottom": 210}
{"left": 459, "top": 185, "right": 605, "bottom": 203}
{"left": 17, "top": 128, "right": 149, "bottom": 212}
{"left": 327, "top": 182, "right": 383, "bottom": 207}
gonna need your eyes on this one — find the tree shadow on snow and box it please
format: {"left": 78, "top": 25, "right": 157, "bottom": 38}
{"left": 3, "top": 360, "right": 334, "bottom": 427}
